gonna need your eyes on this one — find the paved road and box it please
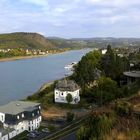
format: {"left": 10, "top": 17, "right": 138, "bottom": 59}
{"left": 59, "top": 131, "right": 77, "bottom": 140}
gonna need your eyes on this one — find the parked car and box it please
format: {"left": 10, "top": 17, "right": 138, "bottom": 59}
{"left": 33, "top": 130, "right": 41, "bottom": 136}
{"left": 42, "top": 128, "right": 50, "bottom": 133}
{"left": 27, "top": 132, "right": 36, "bottom": 138}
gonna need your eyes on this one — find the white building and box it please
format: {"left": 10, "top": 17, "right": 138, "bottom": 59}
{"left": 0, "top": 101, "right": 42, "bottom": 139}
{"left": 54, "top": 79, "right": 80, "bottom": 104}
{"left": 101, "top": 49, "right": 107, "bottom": 54}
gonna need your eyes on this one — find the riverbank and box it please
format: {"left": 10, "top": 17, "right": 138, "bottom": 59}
{"left": 0, "top": 48, "right": 92, "bottom": 62}
{"left": 0, "top": 50, "right": 68, "bottom": 62}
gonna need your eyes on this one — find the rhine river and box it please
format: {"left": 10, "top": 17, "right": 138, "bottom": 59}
{"left": 0, "top": 49, "right": 91, "bottom": 105}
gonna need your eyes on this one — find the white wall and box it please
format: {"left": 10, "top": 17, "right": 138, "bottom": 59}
{"left": 55, "top": 89, "right": 80, "bottom": 104}
{"left": 9, "top": 130, "right": 16, "bottom": 139}
{"left": 28, "top": 116, "right": 42, "bottom": 131}
{"left": 1, "top": 134, "right": 8, "bottom": 140}
{"left": 0, "top": 113, "right": 5, "bottom": 123}
{"left": 7, "top": 115, "right": 41, "bottom": 135}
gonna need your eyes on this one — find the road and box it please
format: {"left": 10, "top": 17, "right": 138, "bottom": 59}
{"left": 59, "top": 131, "right": 77, "bottom": 140}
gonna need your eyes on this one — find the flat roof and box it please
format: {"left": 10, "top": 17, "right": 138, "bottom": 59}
{"left": 0, "top": 101, "right": 40, "bottom": 115}
{"left": 123, "top": 71, "right": 140, "bottom": 78}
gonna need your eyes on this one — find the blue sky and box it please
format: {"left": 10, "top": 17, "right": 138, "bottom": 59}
{"left": 0, "top": 0, "right": 140, "bottom": 38}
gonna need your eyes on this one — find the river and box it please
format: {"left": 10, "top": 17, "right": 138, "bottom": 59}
{"left": 0, "top": 49, "right": 92, "bottom": 105}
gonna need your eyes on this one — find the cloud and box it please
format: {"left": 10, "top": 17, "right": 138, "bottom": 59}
{"left": 0, "top": 0, "right": 139, "bottom": 38}
{"left": 21, "top": 0, "right": 48, "bottom": 6}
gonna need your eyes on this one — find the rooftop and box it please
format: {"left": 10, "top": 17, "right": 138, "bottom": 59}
{"left": 0, "top": 128, "right": 15, "bottom": 136}
{"left": 0, "top": 101, "right": 40, "bottom": 115}
{"left": 123, "top": 71, "right": 140, "bottom": 78}
{"left": 55, "top": 79, "right": 80, "bottom": 91}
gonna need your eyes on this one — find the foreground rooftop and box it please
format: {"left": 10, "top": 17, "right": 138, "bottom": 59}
{"left": 0, "top": 101, "right": 40, "bottom": 115}
{"left": 55, "top": 79, "right": 80, "bottom": 91}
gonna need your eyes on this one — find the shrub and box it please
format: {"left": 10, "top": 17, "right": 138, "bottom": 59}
{"left": 115, "top": 101, "right": 133, "bottom": 116}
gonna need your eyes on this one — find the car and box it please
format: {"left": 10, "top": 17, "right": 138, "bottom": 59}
{"left": 42, "top": 128, "right": 50, "bottom": 133}
{"left": 32, "top": 130, "right": 41, "bottom": 136}
{"left": 27, "top": 132, "right": 36, "bottom": 138}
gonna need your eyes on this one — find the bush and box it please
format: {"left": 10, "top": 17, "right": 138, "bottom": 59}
{"left": 115, "top": 101, "right": 133, "bottom": 116}
{"left": 66, "top": 93, "right": 73, "bottom": 104}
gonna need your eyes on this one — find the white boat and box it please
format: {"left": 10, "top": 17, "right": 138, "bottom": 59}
{"left": 64, "top": 62, "right": 77, "bottom": 70}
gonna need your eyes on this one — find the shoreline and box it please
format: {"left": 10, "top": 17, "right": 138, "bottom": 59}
{"left": 0, "top": 48, "right": 91, "bottom": 63}
{"left": 0, "top": 51, "right": 66, "bottom": 62}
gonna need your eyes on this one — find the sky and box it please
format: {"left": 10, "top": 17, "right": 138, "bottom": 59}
{"left": 0, "top": 0, "right": 140, "bottom": 38}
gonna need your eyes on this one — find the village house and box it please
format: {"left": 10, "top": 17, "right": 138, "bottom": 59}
{"left": 0, "top": 101, "right": 42, "bottom": 140}
{"left": 54, "top": 79, "right": 80, "bottom": 104}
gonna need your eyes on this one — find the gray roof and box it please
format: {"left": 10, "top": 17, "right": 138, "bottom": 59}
{"left": 0, "top": 101, "right": 40, "bottom": 115}
{"left": 123, "top": 71, "right": 140, "bottom": 78}
{"left": 55, "top": 79, "right": 80, "bottom": 91}
{"left": 0, "top": 128, "right": 15, "bottom": 136}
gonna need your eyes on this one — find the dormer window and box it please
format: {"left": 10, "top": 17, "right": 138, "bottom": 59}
{"left": 32, "top": 113, "right": 34, "bottom": 117}
{"left": 17, "top": 115, "right": 19, "bottom": 119}
{"left": 22, "top": 113, "right": 24, "bottom": 118}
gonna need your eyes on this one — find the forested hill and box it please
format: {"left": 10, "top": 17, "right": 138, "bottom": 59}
{"left": 0, "top": 32, "right": 56, "bottom": 50}
{"left": 48, "top": 37, "right": 140, "bottom": 49}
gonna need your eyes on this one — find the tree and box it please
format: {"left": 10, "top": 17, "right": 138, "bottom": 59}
{"left": 66, "top": 93, "right": 73, "bottom": 104}
{"left": 93, "top": 77, "right": 118, "bottom": 105}
{"left": 73, "top": 50, "right": 102, "bottom": 92}
{"left": 101, "top": 45, "right": 129, "bottom": 84}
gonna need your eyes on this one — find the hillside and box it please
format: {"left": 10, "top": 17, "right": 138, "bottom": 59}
{"left": 48, "top": 37, "right": 140, "bottom": 49}
{"left": 0, "top": 32, "right": 56, "bottom": 50}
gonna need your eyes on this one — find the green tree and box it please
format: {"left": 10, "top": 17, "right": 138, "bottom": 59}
{"left": 101, "top": 45, "right": 129, "bottom": 84}
{"left": 73, "top": 50, "right": 102, "bottom": 92}
{"left": 93, "top": 77, "right": 118, "bottom": 105}
{"left": 66, "top": 93, "right": 73, "bottom": 104}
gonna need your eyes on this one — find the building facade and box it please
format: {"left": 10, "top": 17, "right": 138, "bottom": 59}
{"left": 0, "top": 101, "right": 42, "bottom": 139}
{"left": 54, "top": 79, "right": 80, "bottom": 104}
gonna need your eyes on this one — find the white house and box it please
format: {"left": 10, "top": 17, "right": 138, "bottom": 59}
{"left": 0, "top": 101, "right": 42, "bottom": 139}
{"left": 54, "top": 79, "right": 80, "bottom": 104}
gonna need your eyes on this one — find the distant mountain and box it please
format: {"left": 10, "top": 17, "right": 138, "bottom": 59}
{"left": 0, "top": 32, "right": 56, "bottom": 50}
{"left": 48, "top": 37, "right": 140, "bottom": 49}
{"left": 0, "top": 32, "right": 140, "bottom": 50}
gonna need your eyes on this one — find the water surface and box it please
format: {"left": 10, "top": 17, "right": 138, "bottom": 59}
{"left": 0, "top": 49, "right": 91, "bottom": 105}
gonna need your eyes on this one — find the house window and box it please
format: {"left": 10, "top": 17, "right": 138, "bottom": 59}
{"left": 17, "top": 115, "right": 19, "bottom": 119}
{"left": 39, "top": 106, "right": 41, "bottom": 109}
{"left": 1, "top": 115, "right": 3, "bottom": 121}
{"left": 22, "top": 113, "right": 24, "bottom": 118}
{"left": 61, "top": 93, "right": 63, "bottom": 95}
{"left": 56, "top": 92, "right": 58, "bottom": 94}
{"left": 32, "top": 113, "right": 34, "bottom": 117}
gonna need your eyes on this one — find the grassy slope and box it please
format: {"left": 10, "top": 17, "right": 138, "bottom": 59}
{"left": 0, "top": 32, "right": 56, "bottom": 50}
